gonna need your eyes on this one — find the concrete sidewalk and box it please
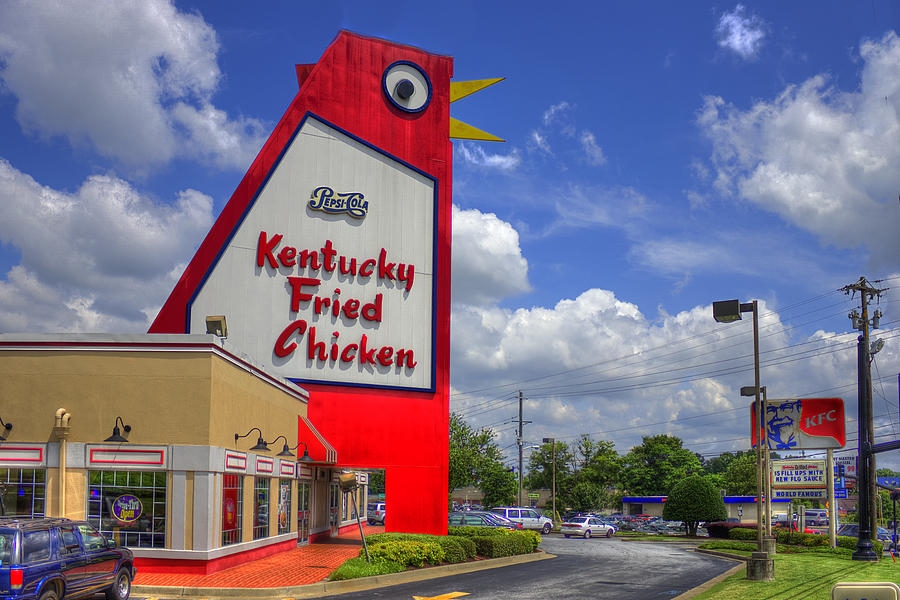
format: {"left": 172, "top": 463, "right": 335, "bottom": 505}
{"left": 133, "top": 525, "right": 383, "bottom": 591}
{"left": 132, "top": 525, "right": 555, "bottom": 599}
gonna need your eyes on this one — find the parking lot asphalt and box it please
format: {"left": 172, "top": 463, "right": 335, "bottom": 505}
{"left": 305, "top": 533, "right": 741, "bottom": 600}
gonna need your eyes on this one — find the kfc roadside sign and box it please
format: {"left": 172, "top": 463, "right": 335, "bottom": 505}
{"left": 751, "top": 397, "right": 845, "bottom": 450}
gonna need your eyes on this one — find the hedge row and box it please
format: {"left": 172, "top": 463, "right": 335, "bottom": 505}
{"left": 726, "top": 528, "right": 884, "bottom": 554}
{"left": 357, "top": 526, "right": 539, "bottom": 569}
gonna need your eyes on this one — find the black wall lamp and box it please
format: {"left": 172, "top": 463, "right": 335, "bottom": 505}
{"left": 235, "top": 427, "right": 270, "bottom": 452}
{"left": 0, "top": 416, "right": 12, "bottom": 441}
{"left": 104, "top": 416, "right": 131, "bottom": 443}
{"left": 286, "top": 441, "right": 313, "bottom": 462}
{"left": 270, "top": 435, "right": 294, "bottom": 457}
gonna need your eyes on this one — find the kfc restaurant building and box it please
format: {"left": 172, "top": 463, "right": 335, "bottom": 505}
{"left": 0, "top": 31, "right": 464, "bottom": 572}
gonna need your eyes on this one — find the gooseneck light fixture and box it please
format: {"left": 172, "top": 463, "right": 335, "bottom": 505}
{"left": 270, "top": 435, "right": 294, "bottom": 458}
{"left": 234, "top": 427, "right": 270, "bottom": 452}
{"left": 104, "top": 416, "right": 131, "bottom": 443}
{"left": 290, "top": 441, "right": 313, "bottom": 462}
{"left": 0, "top": 416, "right": 12, "bottom": 441}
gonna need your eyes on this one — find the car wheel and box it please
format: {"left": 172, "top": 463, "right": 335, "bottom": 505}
{"left": 583, "top": 529, "right": 591, "bottom": 539}
{"left": 39, "top": 585, "right": 59, "bottom": 600}
{"left": 542, "top": 523, "right": 552, "bottom": 534}
{"left": 605, "top": 528, "right": 613, "bottom": 538}
{"left": 106, "top": 568, "right": 132, "bottom": 600}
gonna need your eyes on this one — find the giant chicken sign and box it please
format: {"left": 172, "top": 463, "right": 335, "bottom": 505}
{"left": 150, "top": 31, "right": 499, "bottom": 534}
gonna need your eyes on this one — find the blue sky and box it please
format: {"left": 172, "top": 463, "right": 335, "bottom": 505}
{"left": 1, "top": 1, "right": 899, "bottom": 471}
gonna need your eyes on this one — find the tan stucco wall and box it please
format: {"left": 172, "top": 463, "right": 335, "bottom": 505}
{"left": 0, "top": 351, "right": 213, "bottom": 445}
{"left": 0, "top": 349, "right": 307, "bottom": 448}
{"left": 209, "top": 357, "right": 307, "bottom": 451}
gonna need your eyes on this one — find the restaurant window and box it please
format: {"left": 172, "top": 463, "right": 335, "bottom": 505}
{"left": 277, "top": 479, "right": 292, "bottom": 535}
{"left": 222, "top": 474, "right": 243, "bottom": 546}
{"left": 88, "top": 470, "right": 166, "bottom": 548}
{"left": 0, "top": 469, "right": 45, "bottom": 517}
{"left": 253, "top": 477, "right": 270, "bottom": 540}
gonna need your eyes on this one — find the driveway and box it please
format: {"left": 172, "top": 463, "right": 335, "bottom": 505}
{"left": 325, "top": 533, "right": 739, "bottom": 599}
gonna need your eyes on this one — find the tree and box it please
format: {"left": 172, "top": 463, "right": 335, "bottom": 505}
{"left": 722, "top": 450, "right": 757, "bottom": 495}
{"left": 479, "top": 462, "right": 518, "bottom": 508}
{"left": 448, "top": 412, "right": 516, "bottom": 507}
{"left": 876, "top": 468, "right": 900, "bottom": 477}
{"left": 663, "top": 475, "right": 727, "bottom": 536}
{"left": 619, "top": 434, "right": 702, "bottom": 496}
{"left": 524, "top": 440, "right": 573, "bottom": 490}
{"left": 367, "top": 470, "right": 385, "bottom": 495}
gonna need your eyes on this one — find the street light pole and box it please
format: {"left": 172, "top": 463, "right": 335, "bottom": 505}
{"left": 543, "top": 437, "right": 556, "bottom": 524}
{"left": 714, "top": 299, "right": 765, "bottom": 553}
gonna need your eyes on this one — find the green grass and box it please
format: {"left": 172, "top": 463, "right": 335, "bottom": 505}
{"left": 328, "top": 557, "right": 406, "bottom": 580}
{"left": 693, "top": 552, "right": 900, "bottom": 599}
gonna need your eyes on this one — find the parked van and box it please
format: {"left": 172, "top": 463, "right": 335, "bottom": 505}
{"left": 803, "top": 509, "right": 829, "bottom": 526}
{"left": 490, "top": 507, "right": 552, "bottom": 533}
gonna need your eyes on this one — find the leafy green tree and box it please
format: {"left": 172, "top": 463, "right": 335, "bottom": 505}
{"left": 619, "top": 434, "right": 702, "bottom": 496}
{"left": 479, "top": 462, "right": 518, "bottom": 508}
{"left": 524, "top": 440, "right": 573, "bottom": 490}
{"left": 722, "top": 450, "right": 757, "bottom": 495}
{"left": 876, "top": 468, "right": 900, "bottom": 477}
{"left": 448, "top": 412, "right": 516, "bottom": 507}
{"left": 663, "top": 475, "right": 727, "bottom": 536}
{"left": 367, "top": 470, "right": 385, "bottom": 495}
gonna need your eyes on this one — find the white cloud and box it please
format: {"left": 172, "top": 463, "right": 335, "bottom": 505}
{"left": 0, "top": 159, "right": 213, "bottom": 332}
{"left": 716, "top": 4, "right": 766, "bottom": 60}
{"left": 698, "top": 31, "right": 900, "bottom": 267}
{"left": 542, "top": 101, "right": 573, "bottom": 126}
{"left": 579, "top": 130, "right": 606, "bottom": 166}
{"left": 450, "top": 287, "right": 900, "bottom": 464}
{"left": 455, "top": 142, "right": 521, "bottom": 170}
{"left": 529, "top": 130, "right": 552, "bottom": 154}
{"left": 451, "top": 206, "right": 531, "bottom": 306}
{"left": 0, "top": 0, "right": 267, "bottom": 170}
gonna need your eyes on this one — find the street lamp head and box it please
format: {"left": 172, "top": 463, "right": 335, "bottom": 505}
{"left": 740, "top": 386, "right": 757, "bottom": 397}
{"left": 542, "top": 437, "right": 554, "bottom": 444}
{"left": 713, "top": 300, "right": 743, "bottom": 323}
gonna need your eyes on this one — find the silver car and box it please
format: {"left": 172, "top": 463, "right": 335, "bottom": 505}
{"left": 560, "top": 516, "right": 616, "bottom": 538}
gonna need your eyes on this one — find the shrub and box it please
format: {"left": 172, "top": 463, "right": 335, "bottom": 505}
{"left": 329, "top": 557, "right": 405, "bottom": 580}
{"left": 366, "top": 540, "right": 444, "bottom": 567}
{"left": 364, "top": 532, "right": 470, "bottom": 564}
{"left": 470, "top": 534, "right": 532, "bottom": 558}
{"left": 453, "top": 535, "right": 477, "bottom": 558}
{"left": 729, "top": 527, "right": 757, "bottom": 541}
{"left": 663, "top": 475, "right": 727, "bottom": 536}
{"left": 836, "top": 535, "right": 883, "bottom": 555}
{"left": 776, "top": 531, "right": 827, "bottom": 547}
{"left": 448, "top": 525, "right": 504, "bottom": 538}
{"left": 706, "top": 522, "right": 757, "bottom": 539}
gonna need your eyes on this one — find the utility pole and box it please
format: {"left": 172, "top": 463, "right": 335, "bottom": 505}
{"left": 517, "top": 390, "right": 523, "bottom": 507}
{"left": 843, "top": 276, "right": 886, "bottom": 561}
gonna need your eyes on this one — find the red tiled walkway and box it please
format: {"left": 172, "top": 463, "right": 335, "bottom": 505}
{"left": 133, "top": 525, "right": 384, "bottom": 588}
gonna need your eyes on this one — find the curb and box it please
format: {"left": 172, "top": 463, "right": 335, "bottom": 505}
{"left": 133, "top": 551, "right": 555, "bottom": 599}
{"left": 670, "top": 550, "right": 746, "bottom": 600}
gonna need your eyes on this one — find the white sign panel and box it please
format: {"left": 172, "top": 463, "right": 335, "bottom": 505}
{"left": 771, "top": 459, "right": 826, "bottom": 489}
{"left": 189, "top": 115, "right": 435, "bottom": 390}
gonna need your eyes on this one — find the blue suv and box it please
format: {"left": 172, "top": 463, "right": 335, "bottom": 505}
{"left": 0, "top": 518, "right": 134, "bottom": 600}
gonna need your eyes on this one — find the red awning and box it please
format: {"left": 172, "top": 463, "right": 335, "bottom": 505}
{"left": 298, "top": 415, "right": 337, "bottom": 464}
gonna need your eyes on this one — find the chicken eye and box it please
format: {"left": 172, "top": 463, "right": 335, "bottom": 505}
{"left": 382, "top": 61, "right": 431, "bottom": 113}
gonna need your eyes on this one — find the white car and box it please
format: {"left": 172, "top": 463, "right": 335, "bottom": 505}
{"left": 560, "top": 516, "right": 616, "bottom": 538}
{"left": 367, "top": 502, "right": 386, "bottom": 525}
{"left": 490, "top": 507, "right": 553, "bottom": 533}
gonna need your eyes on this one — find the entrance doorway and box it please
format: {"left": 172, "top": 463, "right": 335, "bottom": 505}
{"left": 297, "top": 480, "right": 310, "bottom": 545}
{"left": 329, "top": 481, "right": 340, "bottom": 536}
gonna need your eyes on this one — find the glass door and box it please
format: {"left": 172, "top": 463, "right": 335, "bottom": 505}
{"left": 297, "top": 481, "right": 310, "bottom": 545}
{"left": 329, "top": 481, "right": 340, "bottom": 536}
